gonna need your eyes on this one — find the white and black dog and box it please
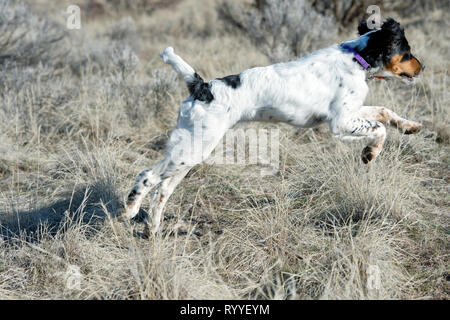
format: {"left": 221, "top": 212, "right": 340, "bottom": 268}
{"left": 122, "top": 18, "right": 424, "bottom": 235}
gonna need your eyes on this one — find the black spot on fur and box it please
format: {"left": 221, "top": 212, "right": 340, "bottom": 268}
{"left": 143, "top": 179, "right": 149, "bottom": 187}
{"left": 128, "top": 189, "right": 137, "bottom": 201}
{"left": 188, "top": 73, "right": 214, "bottom": 103}
{"left": 217, "top": 74, "right": 241, "bottom": 89}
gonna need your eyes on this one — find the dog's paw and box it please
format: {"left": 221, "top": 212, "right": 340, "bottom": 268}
{"left": 403, "top": 121, "right": 422, "bottom": 135}
{"left": 361, "top": 146, "right": 376, "bottom": 164}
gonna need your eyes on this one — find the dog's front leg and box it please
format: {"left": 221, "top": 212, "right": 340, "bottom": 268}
{"left": 358, "top": 106, "right": 422, "bottom": 135}
{"left": 334, "top": 117, "right": 387, "bottom": 164}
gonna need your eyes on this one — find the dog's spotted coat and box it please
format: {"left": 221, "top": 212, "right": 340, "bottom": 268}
{"left": 122, "top": 18, "right": 424, "bottom": 235}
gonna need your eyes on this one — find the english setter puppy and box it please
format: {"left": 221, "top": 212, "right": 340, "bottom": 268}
{"left": 122, "top": 18, "right": 424, "bottom": 235}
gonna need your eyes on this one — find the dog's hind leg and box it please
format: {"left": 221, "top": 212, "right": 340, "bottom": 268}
{"left": 122, "top": 159, "right": 170, "bottom": 220}
{"left": 143, "top": 117, "right": 229, "bottom": 234}
{"left": 143, "top": 167, "right": 191, "bottom": 236}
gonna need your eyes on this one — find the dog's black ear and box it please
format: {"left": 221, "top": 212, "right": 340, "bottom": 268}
{"left": 381, "top": 18, "right": 404, "bottom": 36}
{"left": 358, "top": 20, "right": 371, "bottom": 35}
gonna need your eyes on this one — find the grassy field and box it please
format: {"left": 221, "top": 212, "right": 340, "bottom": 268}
{"left": 0, "top": 0, "right": 448, "bottom": 299}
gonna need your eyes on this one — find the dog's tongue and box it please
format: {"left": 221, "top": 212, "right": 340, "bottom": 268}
{"left": 375, "top": 76, "right": 385, "bottom": 79}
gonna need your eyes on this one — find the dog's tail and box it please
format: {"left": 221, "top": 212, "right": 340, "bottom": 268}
{"left": 160, "top": 46, "right": 204, "bottom": 95}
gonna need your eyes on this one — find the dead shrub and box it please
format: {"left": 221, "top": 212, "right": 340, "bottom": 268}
{"left": 218, "top": 0, "right": 337, "bottom": 62}
{"left": 0, "top": 0, "right": 66, "bottom": 68}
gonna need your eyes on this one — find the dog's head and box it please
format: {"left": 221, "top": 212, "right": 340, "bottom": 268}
{"left": 358, "top": 18, "right": 424, "bottom": 83}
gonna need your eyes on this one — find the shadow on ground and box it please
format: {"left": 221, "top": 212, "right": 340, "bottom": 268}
{"left": 0, "top": 179, "right": 124, "bottom": 242}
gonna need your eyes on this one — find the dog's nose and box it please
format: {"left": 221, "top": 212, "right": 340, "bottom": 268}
{"left": 418, "top": 60, "right": 425, "bottom": 71}
{"left": 414, "top": 55, "right": 425, "bottom": 72}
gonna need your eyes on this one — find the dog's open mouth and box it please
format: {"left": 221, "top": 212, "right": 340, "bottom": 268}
{"left": 400, "top": 73, "right": 414, "bottom": 82}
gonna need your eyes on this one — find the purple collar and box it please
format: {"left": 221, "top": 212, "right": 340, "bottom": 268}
{"left": 340, "top": 43, "right": 371, "bottom": 70}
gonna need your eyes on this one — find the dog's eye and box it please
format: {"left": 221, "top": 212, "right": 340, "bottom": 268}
{"left": 401, "top": 52, "right": 411, "bottom": 62}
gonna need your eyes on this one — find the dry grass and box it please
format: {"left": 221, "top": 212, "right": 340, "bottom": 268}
{"left": 0, "top": 0, "right": 448, "bottom": 299}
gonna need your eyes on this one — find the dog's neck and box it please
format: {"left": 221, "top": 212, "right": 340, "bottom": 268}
{"left": 340, "top": 34, "right": 387, "bottom": 81}
{"left": 340, "top": 43, "right": 371, "bottom": 70}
